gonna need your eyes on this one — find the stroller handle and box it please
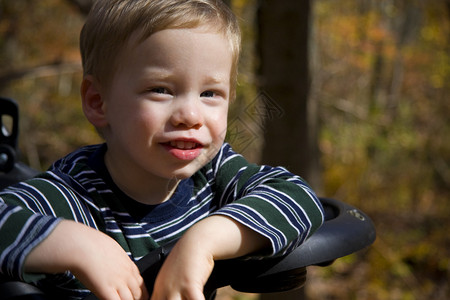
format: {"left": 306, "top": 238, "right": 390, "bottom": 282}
{"left": 84, "top": 197, "right": 376, "bottom": 299}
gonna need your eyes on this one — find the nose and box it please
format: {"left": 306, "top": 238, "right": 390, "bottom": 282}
{"left": 170, "top": 95, "right": 204, "bottom": 129}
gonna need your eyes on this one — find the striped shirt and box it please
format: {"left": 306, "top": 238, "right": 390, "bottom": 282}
{"left": 0, "top": 143, "right": 323, "bottom": 299}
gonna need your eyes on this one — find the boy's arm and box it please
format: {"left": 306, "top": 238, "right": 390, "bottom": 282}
{"left": 0, "top": 177, "right": 149, "bottom": 300}
{"left": 152, "top": 214, "right": 269, "bottom": 300}
{"left": 211, "top": 144, "right": 324, "bottom": 256}
{"left": 24, "top": 220, "right": 148, "bottom": 300}
{"left": 0, "top": 202, "right": 61, "bottom": 280}
{"left": 0, "top": 202, "right": 147, "bottom": 300}
{"left": 150, "top": 144, "right": 324, "bottom": 299}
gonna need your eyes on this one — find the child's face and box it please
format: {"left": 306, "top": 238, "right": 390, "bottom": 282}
{"left": 101, "top": 26, "right": 232, "bottom": 184}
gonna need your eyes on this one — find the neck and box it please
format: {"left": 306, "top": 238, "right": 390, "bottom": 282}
{"left": 114, "top": 171, "right": 181, "bottom": 205}
{"left": 104, "top": 152, "right": 180, "bottom": 205}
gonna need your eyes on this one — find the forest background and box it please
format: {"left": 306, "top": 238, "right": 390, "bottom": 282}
{"left": 0, "top": 0, "right": 448, "bottom": 299}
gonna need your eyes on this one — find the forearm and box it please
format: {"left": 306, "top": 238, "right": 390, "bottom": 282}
{"left": 211, "top": 145, "right": 324, "bottom": 256}
{"left": 24, "top": 220, "right": 95, "bottom": 274}
{"left": 180, "top": 215, "right": 270, "bottom": 261}
{"left": 25, "top": 220, "right": 147, "bottom": 300}
{"left": 214, "top": 177, "right": 324, "bottom": 256}
{"left": 151, "top": 215, "right": 270, "bottom": 299}
{"left": 0, "top": 203, "right": 61, "bottom": 279}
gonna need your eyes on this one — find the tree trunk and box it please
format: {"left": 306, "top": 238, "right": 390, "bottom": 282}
{"left": 257, "top": 0, "right": 319, "bottom": 185}
{"left": 66, "top": 0, "right": 94, "bottom": 15}
{"left": 257, "top": 0, "right": 318, "bottom": 299}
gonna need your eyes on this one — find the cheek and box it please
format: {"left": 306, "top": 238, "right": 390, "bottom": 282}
{"left": 208, "top": 109, "right": 228, "bottom": 141}
{"left": 133, "top": 108, "right": 165, "bottom": 134}
{"left": 116, "top": 103, "right": 164, "bottom": 138}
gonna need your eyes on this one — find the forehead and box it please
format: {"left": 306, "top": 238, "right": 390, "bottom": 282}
{"left": 114, "top": 27, "right": 233, "bottom": 79}
{"left": 135, "top": 23, "right": 232, "bottom": 49}
{"left": 128, "top": 26, "right": 230, "bottom": 59}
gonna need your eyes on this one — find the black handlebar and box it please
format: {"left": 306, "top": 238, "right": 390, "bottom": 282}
{"left": 84, "top": 197, "right": 376, "bottom": 299}
{"left": 0, "top": 97, "right": 19, "bottom": 173}
{"left": 0, "top": 97, "right": 39, "bottom": 187}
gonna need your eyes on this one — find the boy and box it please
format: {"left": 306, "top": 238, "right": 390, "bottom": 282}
{"left": 0, "top": 0, "right": 324, "bottom": 299}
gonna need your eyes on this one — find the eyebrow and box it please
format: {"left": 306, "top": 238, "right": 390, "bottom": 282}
{"left": 143, "top": 68, "right": 229, "bottom": 84}
{"left": 142, "top": 68, "right": 175, "bottom": 81}
{"left": 203, "top": 73, "right": 230, "bottom": 85}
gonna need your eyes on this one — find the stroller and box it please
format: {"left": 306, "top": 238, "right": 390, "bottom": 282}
{"left": 0, "top": 97, "right": 376, "bottom": 300}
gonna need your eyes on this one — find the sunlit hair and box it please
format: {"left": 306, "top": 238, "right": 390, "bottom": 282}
{"left": 80, "top": 0, "right": 241, "bottom": 100}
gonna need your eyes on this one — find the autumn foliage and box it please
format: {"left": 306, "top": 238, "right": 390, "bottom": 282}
{"left": 0, "top": 0, "right": 448, "bottom": 299}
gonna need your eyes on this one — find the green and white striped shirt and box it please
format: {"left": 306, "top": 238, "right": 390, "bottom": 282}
{"left": 0, "top": 143, "right": 323, "bottom": 299}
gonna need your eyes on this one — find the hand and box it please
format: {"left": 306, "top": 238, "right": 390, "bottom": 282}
{"left": 150, "top": 215, "right": 269, "bottom": 300}
{"left": 151, "top": 237, "right": 214, "bottom": 300}
{"left": 25, "top": 220, "right": 149, "bottom": 300}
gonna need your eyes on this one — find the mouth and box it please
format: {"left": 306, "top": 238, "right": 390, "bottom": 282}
{"left": 161, "top": 139, "right": 204, "bottom": 161}
{"left": 168, "top": 140, "right": 202, "bottom": 150}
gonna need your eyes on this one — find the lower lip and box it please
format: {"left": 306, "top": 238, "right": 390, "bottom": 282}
{"left": 162, "top": 144, "right": 203, "bottom": 161}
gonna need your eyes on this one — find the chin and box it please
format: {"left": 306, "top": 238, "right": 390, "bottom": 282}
{"left": 168, "top": 165, "right": 202, "bottom": 180}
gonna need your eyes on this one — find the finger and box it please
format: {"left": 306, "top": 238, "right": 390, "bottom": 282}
{"left": 117, "top": 286, "right": 134, "bottom": 300}
{"left": 129, "top": 275, "right": 147, "bottom": 300}
{"left": 184, "top": 289, "right": 205, "bottom": 300}
{"left": 139, "top": 284, "right": 149, "bottom": 300}
{"left": 138, "top": 278, "right": 149, "bottom": 300}
{"left": 151, "top": 293, "right": 182, "bottom": 300}
{"left": 86, "top": 281, "right": 122, "bottom": 300}
{"left": 128, "top": 263, "right": 147, "bottom": 300}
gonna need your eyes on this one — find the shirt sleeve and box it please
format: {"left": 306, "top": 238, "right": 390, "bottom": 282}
{"left": 0, "top": 201, "right": 61, "bottom": 280}
{"left": 0, "top": 176, "right": 87, "bottom": 280}
{"left": 210, "top": 143, "right": 324, "bottom": 256}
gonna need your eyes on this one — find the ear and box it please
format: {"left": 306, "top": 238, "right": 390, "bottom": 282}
{"left": 81, "top": 75, "right": 108, "bottom": 128}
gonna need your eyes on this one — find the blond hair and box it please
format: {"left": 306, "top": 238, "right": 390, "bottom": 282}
{"left": 80, "top": 0, "right": 241, "bottom": 99}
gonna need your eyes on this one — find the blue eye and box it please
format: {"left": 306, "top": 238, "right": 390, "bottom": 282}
{"left": 151, "top": 87, "right": 169, "bottom": 94}
{"left": 200, "top": 91, "right": 215, "bottom": 97}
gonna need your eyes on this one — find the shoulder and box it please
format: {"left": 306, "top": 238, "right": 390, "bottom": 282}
{"left": 49, "top": 144, "right": 104, "bottom": 175}
{"left": 195, "top": 143, "right": 262, "bottom": 191}
{"left": 205, "top": 143, "right": 249, "bottom": 174}
{"left": 1, "top": 144, "right": 105, "bottom": 209}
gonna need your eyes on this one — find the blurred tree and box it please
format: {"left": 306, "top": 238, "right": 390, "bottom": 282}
{"left": 0, "top": 0, "right": 97, "bottom": 169}
{"left": 309, "top": 0, "right": 449, "bottom": 299}
{"left": 256, "top": 1, "right": 319, "bottom": 300}
{"left": 257, "top": 0, "right": 321, "bottom": 190}
{"left": 66, "top": 0, "right": 93, "bottom": 15}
